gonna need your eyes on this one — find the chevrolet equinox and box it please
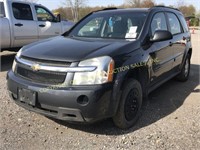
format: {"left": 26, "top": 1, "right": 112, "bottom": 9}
{"left": 7, "top": 6, "right": 192, "bottom": 129}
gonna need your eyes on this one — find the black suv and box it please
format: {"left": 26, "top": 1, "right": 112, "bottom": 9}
{"left": 7, "top": 6, "right": 192, "bottom": 129}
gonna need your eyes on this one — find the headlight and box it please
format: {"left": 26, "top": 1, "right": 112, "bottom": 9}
{"left": 73, "top": 56, "right": 114, "bottom": 85}
{"left": 12, "top": 49, "right": 22, "bottom": 72}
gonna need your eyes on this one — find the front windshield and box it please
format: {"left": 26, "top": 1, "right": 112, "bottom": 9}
{"left": 69, "top": 11, "right": 147, "bottom": 39}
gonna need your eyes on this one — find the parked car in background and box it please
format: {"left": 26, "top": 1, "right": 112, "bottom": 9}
{"left": 7, "top": 6, "right": 192, "bottom": 129}
{"left": 0, "top": 0, "right": 74, "bottom": 50}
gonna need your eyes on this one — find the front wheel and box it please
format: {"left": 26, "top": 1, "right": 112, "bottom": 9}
{"left": 113, "top": 79, "right": 142, "bottom": 129}
{"left": 176, "top": 55, "right": 190, "bottom": 82}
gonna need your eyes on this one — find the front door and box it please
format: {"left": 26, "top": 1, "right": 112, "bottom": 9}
{"left": 35, "top": 6, "right": 62, "bottom": 40}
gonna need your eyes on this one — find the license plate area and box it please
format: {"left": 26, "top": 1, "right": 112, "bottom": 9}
{"left": 18, "top": 88, "right": 36, "bottom": 106}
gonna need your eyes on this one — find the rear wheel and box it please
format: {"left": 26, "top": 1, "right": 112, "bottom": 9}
{"left": 113, "top": 79, "right": 142, "bottom": 129}
{"left": 176, "top": 55, "right": 190, "bottom": 82}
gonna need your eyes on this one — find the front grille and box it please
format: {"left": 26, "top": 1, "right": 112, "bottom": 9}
{"left": 16, "top": 66, "right": 67, "bottom": 85}
{"left": 21, "top": 56, "right": 71, "bottom": 67}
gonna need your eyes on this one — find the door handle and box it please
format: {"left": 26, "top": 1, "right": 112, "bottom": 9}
{"left": 15, "top": 23, "right": 23, "bottom": 27}
{"left": 39, "top": 24, "right": 46, "bottom": 27}
{"left": 169, "top": 42, "right": 173, "bottom": 46}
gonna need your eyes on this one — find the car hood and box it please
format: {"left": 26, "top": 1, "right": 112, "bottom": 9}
{"left": 21, "top": 36, "right": 136, "bottom": 62}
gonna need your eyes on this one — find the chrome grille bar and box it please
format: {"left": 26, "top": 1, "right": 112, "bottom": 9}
{"left": 16, "top": 57, "right": 96, "bottom": 73}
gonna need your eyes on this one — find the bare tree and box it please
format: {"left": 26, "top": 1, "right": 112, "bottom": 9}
{"left": 140, "top": 0, "right": 155, "bottom": 8}
{"left": 178, "top": 5, "right": 196, "bottom": 17}
{"left": 125, "top": 0, "right": 155, "bottom": 8}
{"left": 65, "top": 0, "right": 87, "bottom": 22}
{"left": 125, "top": 0, "right": 142, "bottom": 7}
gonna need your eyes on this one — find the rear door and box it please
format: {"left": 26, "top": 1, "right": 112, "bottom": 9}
{"left": 11, "top": 2, "right": 38, "bottom": 47}
{"left": 149, "top": 12, "right": 173, "bottom": 83}
{"left": 34, "top": 5, "right": 62, "bottom": 39}
{"left": 166, "top": 12, "right": 187, "bottom": 71}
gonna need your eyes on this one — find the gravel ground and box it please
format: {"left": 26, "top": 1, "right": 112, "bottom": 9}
{"left": 0, "top": 31, "right": 200, "bottom": 150}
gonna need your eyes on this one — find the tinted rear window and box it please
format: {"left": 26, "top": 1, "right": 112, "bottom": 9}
{"left": 12, "top": 3, "right": 33, "bottom": 20}
{"left": 0, "top": 2, "right": 5, "bottom": 17}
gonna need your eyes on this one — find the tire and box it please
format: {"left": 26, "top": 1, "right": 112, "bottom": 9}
{"left": 113, "top": 79, "right": 142, "bottom": 129}
{"left": 176, "top": 55, "right": 190, "bottom": 82}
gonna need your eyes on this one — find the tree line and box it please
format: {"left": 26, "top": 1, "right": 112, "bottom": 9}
{"left": 23, "top": 0, "right": 200, "bottom": 26}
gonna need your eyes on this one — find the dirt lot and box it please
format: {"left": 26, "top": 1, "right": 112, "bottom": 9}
{"left": 0, "top": 31, "right": 200, "bottom": 150}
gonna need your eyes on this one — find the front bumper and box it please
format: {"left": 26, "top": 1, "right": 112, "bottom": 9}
{"left": 7, "top": 71, "right": 116, "bottom": 123}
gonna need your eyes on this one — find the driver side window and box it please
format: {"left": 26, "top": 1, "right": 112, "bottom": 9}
{"left": 151, "top": 12, "right": 167, "bottom": 37}
{"left": 35, "top": 6, "right": 54, "bottom": 22}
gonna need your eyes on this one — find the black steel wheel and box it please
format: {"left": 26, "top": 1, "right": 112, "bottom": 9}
{"left": 124, "top": 88, "right": 140, "bottom": 121}
{"left": 176, "top": 54, "right": 191, "bottom": 82}
{"left": 113, "top": 79, "right": 142, "bottom": 129}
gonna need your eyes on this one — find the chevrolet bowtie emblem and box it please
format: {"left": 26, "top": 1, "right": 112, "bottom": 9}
{"left": 31, "top": 64, "right": 41, "bottom": 71}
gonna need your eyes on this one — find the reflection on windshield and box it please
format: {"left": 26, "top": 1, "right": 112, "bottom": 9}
{"left": 70, "top": 12, "right": 147, "bottom": 39}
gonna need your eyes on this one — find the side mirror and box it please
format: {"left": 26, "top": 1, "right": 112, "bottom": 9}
{"left": 150, "top": 30, "right": 172, "bottom": 42}
{"left": 56, "top": 14, "right": 61, "bottom": 22}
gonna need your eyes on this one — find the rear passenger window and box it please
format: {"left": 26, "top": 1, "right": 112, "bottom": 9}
{"left": 151, "top": 12, "right": 167, "bottom": 37}
{"left": 0, "top": 2, "right": 5, "bottom": 17}
{"left": 12, "top": 3, "right": 33, "bottom": 20}
{"left": 167, "top": 13, "right": 181, "bottom": 35}
{"left": 179, "top": 15, "right": 189, "bottom": 32}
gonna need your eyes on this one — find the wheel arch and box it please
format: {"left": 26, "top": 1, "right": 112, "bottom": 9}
{"left": 120, "top": 66, "right": 150, "bottom": 97}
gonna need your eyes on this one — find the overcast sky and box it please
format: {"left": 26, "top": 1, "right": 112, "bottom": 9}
{"left": 37, "top": 0, "right": 200, "bottom": 11}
